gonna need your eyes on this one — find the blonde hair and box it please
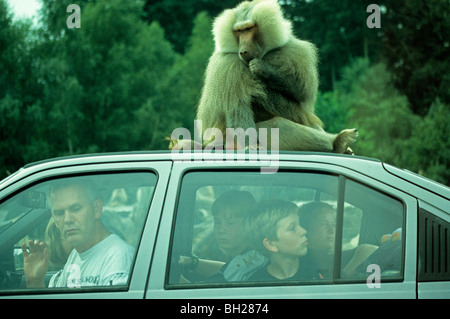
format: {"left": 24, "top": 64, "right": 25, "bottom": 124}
{"left": 45, "top": 219, "right": 71, "bottom": 269}
{"left": 298, "top": 201, "right": 335, "bottom": 229}
{"left": 244, "top": 199, "right": 298, "bottom": 255}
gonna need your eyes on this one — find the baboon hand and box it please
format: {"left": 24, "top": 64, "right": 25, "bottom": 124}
{"left": 249, "top": 58, "right": 264, "bottom": 77}
{"left": 333, "top": 129, "right": 358, "bottom": 154}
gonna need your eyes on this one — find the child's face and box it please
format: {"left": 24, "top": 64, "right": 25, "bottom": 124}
{"left": 214, "top": 209, "right": 246, "bottom": 256}
{"left": 307, "top": 209, "right": 336, "bottom": 250}
{"left": 271, "top": 213, "right": 308, "bottom": 257}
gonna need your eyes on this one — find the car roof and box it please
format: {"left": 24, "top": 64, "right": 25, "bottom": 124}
{"left": 2, "top": 151, "right": 449, "bottom": 203}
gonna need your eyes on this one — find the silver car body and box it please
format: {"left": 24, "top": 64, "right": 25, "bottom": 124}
{"left": 0, "top": 151, "right": 448, "bottom": 299}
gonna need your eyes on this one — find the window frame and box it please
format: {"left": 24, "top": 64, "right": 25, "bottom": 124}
{"left": 417, "top": 200, "right": 450, "bottom": 299}
{"left": 166, "top": 169, "right": 341, "bottom": 288}
{"left": 0, "top": 161, "right": 171, "bottom": 298}
{"left": 165, "top": 170, "right": 406, "bottom": 288}
{"left": 333, "top": 176, "right": 407, "bottom": 284}
{"left": 147, "top": 160, "right": 418, "bottom": 299}
{"left": 418, "top": 204, "right": 450, "bottom": 282}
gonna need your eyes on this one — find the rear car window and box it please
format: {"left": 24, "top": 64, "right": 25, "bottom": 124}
{"left": 167, "top": 171, "right": 404, "bottom": 287}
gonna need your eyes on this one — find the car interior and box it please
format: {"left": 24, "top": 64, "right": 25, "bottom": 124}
{"left": 168, "top": 170, "right": 404, "bottom": 287}
{"left": 0, "top": 172, "right": 156, "bottom": 291}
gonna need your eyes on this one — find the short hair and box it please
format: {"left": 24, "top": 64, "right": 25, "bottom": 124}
{"left": 48, "top": 176, "right": 99, "bottom": 204}
{"left": 298, "top": 201, "right": 335, "bottom": 229}
{"left": 211, "top": 190, "right": 256, "bottom": 218}
{"left": 244, "top": 199, "right": 298, "bottom": 256}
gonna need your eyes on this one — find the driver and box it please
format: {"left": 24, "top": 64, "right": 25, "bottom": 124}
{"left": 21, "top": 177, "right": 134, "bottom": 288}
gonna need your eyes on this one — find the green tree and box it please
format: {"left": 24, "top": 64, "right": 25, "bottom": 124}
{"left": 286, "top": 0, "right": 385, "bottom": 92}
{"left": 339, "top": 60, "right": 417, "bottom": 166}
{"left": 0, "top": 0, "right": 47, "bottom": 177}
{"left": 42, "top": 58, "right": 84, "bottom": 155}
{"left": 162, "top": 12, "right": 214, "bottom": 136}
{"left": 315, "top": 91, "right": 349, "bottom": 135}
{"left": 129, "top": 21, "right": 180, "bottom": 150}
{"left": 38, "top": 0, "right": 177, "bottom": 153}
{"left": 39, "top": 0, "right": 91, "bottom": 37}
{"left": 142, "top": 0, "right": 238, "bottom": 53}
{"left": 402, "top": 100, "right": 450, "bottom": 185}
{"left": 381, "top": 0, "right": 450, "bottom": 116}
{"left": 336, "top": 58, "right": 449, "bottom": 185}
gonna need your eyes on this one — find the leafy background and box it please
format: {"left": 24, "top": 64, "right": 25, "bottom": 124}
{"left": 0, "top": 0, "right": 448, "bottom": 185}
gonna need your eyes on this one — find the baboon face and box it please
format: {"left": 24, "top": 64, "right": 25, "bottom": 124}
{"left": 233, "top": 23, "right": 263, "bottom": 64}
{"left": 231, "top": 1, "right": 265, "bottom": 65}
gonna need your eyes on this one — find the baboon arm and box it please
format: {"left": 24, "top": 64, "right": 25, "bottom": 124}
{"left": 250, "top": 58, "right": 302, "bottom": 103}
{"left": 250, "top": 39, "right": 319, "bottom": 121}
{"left": 197, "top": 52, "right": 265, "bottom": 131}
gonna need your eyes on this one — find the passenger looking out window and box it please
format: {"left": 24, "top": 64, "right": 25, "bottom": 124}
{"left": 245, "top": 200, "right": 317, "bottom": 281}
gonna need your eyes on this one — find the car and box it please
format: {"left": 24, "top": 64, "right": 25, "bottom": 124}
{"left": 0, "top": 151, "right": 448, "bottom": 299}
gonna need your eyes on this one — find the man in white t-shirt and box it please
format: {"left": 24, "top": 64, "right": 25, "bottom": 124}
{"left": 21, "top": 178, "right": 135, "bottom": 288}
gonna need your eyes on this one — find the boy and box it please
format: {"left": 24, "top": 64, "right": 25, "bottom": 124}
{"left": 181, "top": 190, "right": 267, "bottom": 282}
{"left": 210, "top": 190, "right": 267, "bottom": 281}
{"left": 246, "top": 200, "right": 317, "bottom": 281}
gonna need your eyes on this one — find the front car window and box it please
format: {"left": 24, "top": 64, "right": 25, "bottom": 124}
{"left": 0, "top": 172, "right": 156, "bottom": 293}
{"left": 168, "top": 171, "right": 404, "bottom": 287}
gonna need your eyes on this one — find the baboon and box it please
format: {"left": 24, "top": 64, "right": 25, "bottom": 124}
{"left": 175, "top": 0, "right": 357, "bottom": 153}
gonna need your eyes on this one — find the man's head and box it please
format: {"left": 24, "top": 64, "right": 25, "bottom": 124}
{"left": 49, "top": 178, "right": 104, "bottom": 253}
{"left": 212, "top": 190, "right": 256, "bottom": 256}
{"left": 245, "top": 200, "right": 308, "bottom": 257}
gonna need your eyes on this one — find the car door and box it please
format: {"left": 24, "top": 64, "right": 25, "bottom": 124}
{"left": 146, "top": 158, "right": 418, "bottom": 299}
{"left": 0, "top": 160, "right": 171, "bottom": 298}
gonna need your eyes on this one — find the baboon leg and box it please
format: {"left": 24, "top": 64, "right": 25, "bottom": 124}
{"left": 256, "top": 117, "right": 357, "bottom": 153}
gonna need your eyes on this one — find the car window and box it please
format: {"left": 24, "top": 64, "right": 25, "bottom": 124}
{"left": 418, "top": 207, "right": 450, "bottom": 282}
{"left": 340, "top": 179, "right": 404, "bottom": 281}
{"left": 0, "top": 172, "right": 156, "bottom": 292}
{"left": 167, "top": 171, "right": 404, "bottom": 287}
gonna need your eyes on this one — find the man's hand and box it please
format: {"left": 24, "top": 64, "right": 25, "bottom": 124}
{"left": 21, "top": 240, "right": 49, "bottom": 288}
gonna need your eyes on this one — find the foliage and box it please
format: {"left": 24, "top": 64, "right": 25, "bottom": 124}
{"left": 331, "top": 58, "right": 449, "bottom": 185}
{"left": 163, "top": 12, "right": 214, "bottom": 133}
{"left": 284, "top": 0, "right": 386, "bottom": 92}
{"left": 401, "top": 100, "right": 450, "bottom": 185}
{"left": 0, "top": 0, "right": 47, "bottom": 174}
{"left": 339, "top": 60, "right": 417, "bottom": 165}
{"left": 142, "top": 0, "right": 238, "bottom": 53}
{"left": 315, "top": 91, "right": 348, "bottom": 134}
{"left": 0, "top": 0, "right": 448, "bottom": 186}
{"left": 381, "top": 0, "right": 450, "bottom": 116}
